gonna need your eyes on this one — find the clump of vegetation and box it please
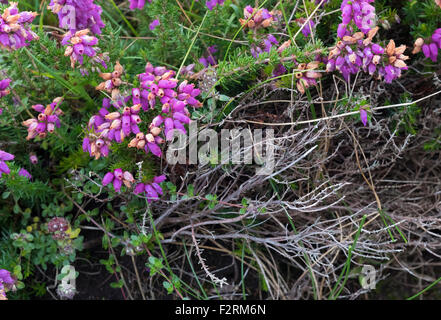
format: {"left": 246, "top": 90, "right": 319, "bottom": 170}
{"left": 1, "top": 0, "right": 441, "bottom": 300}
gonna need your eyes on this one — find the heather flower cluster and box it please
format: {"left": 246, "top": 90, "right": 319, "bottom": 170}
{"left": 62, "top": 29, "right": 105, "bottom": 71}
{"left": 239, "top": 6, "right": 288, "bottom": 62}
{"left": 239, "top": 6, "right": 280, "bottom": 30}
{"left": 0, "top": 78, "right": 11, "bottom": 98}
{"left": 95, "top": 104, "right": 142, "bottom": 144}
{"left": 48, "top": 0, "right": 105, "bottom": 35}
{"left": 96, "top": 61, "right": 124, "bottom": 100}
{"left": 81, "top": 60, "right": 203, "bottom": 202}
{"left": 134, "top": 175, "right": 166, "bottom": 203}
{"left": 132, "top": 62, "right": 202, "bottom": 138}
{"left": 0, "top": 269, "right": 14, "bottom": 300}
{"left": 128, "top": 131, "right": 163, "bottom": 157}
{"left": 327, "top": 27, "right": 408, "bottom": 83}
{"left": 294, "top": 61, "right": 322, "bottom": 94}
{"left": 22, "top": 97, "right": 64, "bottom": 140}
{"left": 337, "top": 0, "right": 376, "bottom": 37}
{"left": 413, "top": 29, "right": 441, "bottom": 62}
{"left": 251, "top": 34, "right": 279, "bottom": 58}
{"left": 147, "top": 81, "right": 200, "bottom": 141}
{"left": 0, "top": 2, "right": 38, "bottom": 50}
{"left": 102, "top": 168, "right": 135, "bottom": 192}
{"left": 82, "top": 129, "right": 111, "bottom": 160}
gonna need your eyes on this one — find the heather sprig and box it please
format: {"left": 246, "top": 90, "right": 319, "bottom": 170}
{"left": 0, "top": 2, "right": 38, "bottom": 51}
{"left": 413, "top": 29, "right": 441, "bottom": 62}
{"left": 131, "top": 62, "right": 202, "bottom": 141}
{"left": 128, "top": 131, "right": 163, "bottom": 158}
{"left": 337, "top": 0, "right": 377, "bottom": 37}
{"left": 0, "top": 78, "right": 11, "bottom": 98}
{"left": 0, "top": 269, "right": 14, "bottom": 300}
{"left": 48, "top": 0, "right": 105, "bottom": 35}
{"left": 22, "top": 97, "right": 64, "bottom": 140}
{"left": 133, "top": 174, "right": 166, "bottom": 203}
{"left": 102, "top": 168, "right": 135, "bottom": 192}
{"left": 82, "top": 129, "right": 111, "bottom": 160}
{"left": 96, "top": 61, "right": 124, "bottom": 100}
{"left": 294, "top": 61, "right": 322, "bottom": 94}
{"left": 327, "top": 28, "right": 408, "bottom": 83}
{"left": 62, "top": 29, "right": 106, "bottom": 74}
{"left": 239, "top": 5, "right": 281, "bottom": 30}
{"left": 102, "top": 104, "right": 143, "bottom": 143}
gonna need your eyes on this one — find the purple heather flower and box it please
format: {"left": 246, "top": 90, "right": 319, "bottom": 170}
{"left": 360, "top": 108, "right": 368, "bottom": 126}
{"left": 63, "top": 29, "right": 104, "bottom": 71}
{"left": 102, "top": 168, "right": 135, "bottom": 192}
{"left": 0, "top": 3, "right": 38, "bottom": 50}
{"left": 199, "top": 45, "right": 218, "bottom": 67}
{"left": 0, "top": 269, "right": 14, "bottom": 286}
{"left": 22, "top": 97, "right": 64, "bottom": 140}
{"left": 272, "top": 64, "right": 287, "bottom": 77}
{"left": 129, "top": 0, "right": 152, "bottom": 10}
{"left": 205, "top": 0, "right": 225, "bottom": 10}
{"left": 417, "top": 29, "right": 441, "bottom": 62}
{"left": 153, "top": 175, "right": 166, "bottom": 183}
{"left": 102, "top": 171, "right": 114, "bottom": 186}
{"left": 338, "top": 0, "right": 376, "bottom": 36}
{"left": 130, "top": 63, "right": 202, "bottom": 146}
{"left": 0, "top": 269, "right": 14, "bottom": 297}
{"left": 327, "top": 30, "right": 408, "bottom": 84}
{"left": 18, "top": 168, "right": 32, "bottom": 180}
{"left": 149, "top": 19, "right": 160, "bottom": 31}
{"left": 250, "top": 34, "right": 289, "bottom": 58}
{"left": 297, "top": 18, "right": 316, "bottom": 37}
{"left": 133, "top": 175, "right": 166, "bottom": 203}
{"left": 0, "top": 78, "right": 11, "bottom": 98}
{"left": 263, "top": 34, "right": 279, "bottom": 53}
{"left": 29, "top": 154, "right": 38, "bottom": 164}
{"left": 0, "top": 150, "right": 14, "bottom": 178}
{"left": 82, "top": 133, "right": 111, "bottom": 159}
{"left": 97, "top": 62, "right": 203, "bottom": 158}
